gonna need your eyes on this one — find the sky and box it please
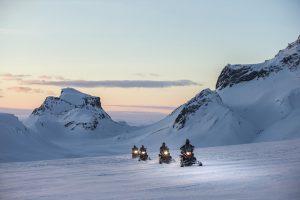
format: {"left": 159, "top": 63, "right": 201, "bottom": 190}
{"left": 0, "top": 0, "right": 299, "bottom": 125}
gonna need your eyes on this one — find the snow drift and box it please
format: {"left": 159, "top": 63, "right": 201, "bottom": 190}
{"left": 0, "top": 113, "right": 69, "bottom": 162}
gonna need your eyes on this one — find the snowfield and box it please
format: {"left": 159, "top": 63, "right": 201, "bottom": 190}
{"left": 1, "top": 139, "right": 300, "bottom": 200}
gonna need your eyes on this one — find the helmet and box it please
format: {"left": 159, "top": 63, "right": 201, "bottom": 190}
{"left": 162, "top": 142, "right": 165, "bottom": 146}
{"left": 186, "top": 139, "right": 190, "bottom": 144}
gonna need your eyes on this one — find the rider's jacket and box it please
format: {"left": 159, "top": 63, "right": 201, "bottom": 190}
{"left": 140, "top": 146, "right": 147, "bottom": 152}
{"left": 160, "top": 146, "right": 169, "bottom": 155}
{"left": 180, "top": 144, "right": 194, "bottom": 153}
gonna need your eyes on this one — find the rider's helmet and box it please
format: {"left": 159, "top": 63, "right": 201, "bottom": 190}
{"left": 162, "top": 142, "right": 165, "bottom": 146}
{"left": 186, "top": 139, "right": 190, "bottom": 144}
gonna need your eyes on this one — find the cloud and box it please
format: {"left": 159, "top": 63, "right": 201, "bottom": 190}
{"left": 2, "top": 73, "right": 199, "bottom": 88}
{"left": 7, "top": 87, "right": 44, "bottom": 93}
{"left": 0, "top": 73, "right": 31, "bottom": 81}
{"left": 22, "top": 79, "right": 200, "bottom": 88}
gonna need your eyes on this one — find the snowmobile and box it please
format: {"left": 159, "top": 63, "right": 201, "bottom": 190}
{"left": 139, "top": 149, "right": 149, "bottom": 161}
{"left": 180, "top": 151, "right": 202, "bottom": 167}
{"left": 132, "top": 147, "right": 139, "bottom": 159}
{"left": 159, "top": 149, "right": 174, "bottom": 164}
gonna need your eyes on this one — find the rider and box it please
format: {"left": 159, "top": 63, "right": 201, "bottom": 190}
{"left": 132, "top": 145, "right": 138, "bottom": 152}
{"left": 140, "top": 145, "right": 147, "bottom": 153}
{"left": 159, "top": 142, "right": 169, "bottom": 156}
{"left": 132, "top": 145, "right": 138, "bottom": 150}
{"left": 180, "top": 139, "right": 195, "bottom": 159}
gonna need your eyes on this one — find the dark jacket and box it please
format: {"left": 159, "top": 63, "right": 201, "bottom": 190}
{"left": 140, "top": 146, "right": 147, "bottom": 152}
{"left": 160, "top": 145, "right": 169, "bottom": 155}
{"left": 180, "top": 143, "right": 194, "bottom": 153}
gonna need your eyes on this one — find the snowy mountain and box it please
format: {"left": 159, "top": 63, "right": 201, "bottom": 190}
{"left": 218, "top": 35, "right": 300, "bottom": 142}
{"left": 25, "top": 88, "right": 132, "bottom": 137}
{"left": 125, "top": 35, "right": 300, "bottom": 148}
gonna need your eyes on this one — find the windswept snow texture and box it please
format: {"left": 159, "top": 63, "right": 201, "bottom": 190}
{"left": 1, "top": 139, "right": 300, "bottom": 200}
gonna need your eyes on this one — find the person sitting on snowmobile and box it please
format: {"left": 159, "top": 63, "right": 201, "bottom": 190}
{"left": 132, "top": 145, "right": 139, "bottom": 159}
{"left": 140, "top": 145, "right": 146, "bottom": 152}
{"left": 139, "top": 145, "right": 149, "bottom": 161}
{"left": 160, "top": 142, "right": 168, "bottom": 154}
{"left": 180, "top": 139, "right": 197, "bottom": 166}
{"left": 159, "top": 142, "right": 172, "bottom": 164}
{"left": 180, "top": 139, "right": 194, "bottom": 154}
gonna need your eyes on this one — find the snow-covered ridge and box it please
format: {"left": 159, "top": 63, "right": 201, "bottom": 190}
{"left": 0, "top": 113, "right": 29, "bottom": 134}
{"left": 216, "top": 35, "right": 300, "bottom": 90}
{"left": 173, "top": 89, "right": 222, "bottom": 129}
{"left": 0, "top": 113, "right": 68, "bottom": 162}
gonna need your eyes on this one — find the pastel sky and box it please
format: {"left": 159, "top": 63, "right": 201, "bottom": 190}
{"left": 0, "top": 0, "right": 299, "bottom": 124}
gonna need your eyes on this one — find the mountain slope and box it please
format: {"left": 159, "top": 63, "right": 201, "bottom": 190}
{"left": 123, "top": 88, "right": 256, "bottom": 149}
{"left": 123, "top": 35, "right": 300, "bottom": 148}
{"left": 217, "top": 35, "right": 300, "bottom": 142}
{"left": 0, "top": 113, "right": 70, "bottom": 162}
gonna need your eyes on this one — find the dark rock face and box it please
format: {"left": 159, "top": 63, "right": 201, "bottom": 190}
{"left": 281, "top": 53, "right": 300, "bottom": 71}
{"left": 64, "top": 117, "right": 99, "bottom": 131}
{"left": 216, "top": 65, "right": 279, "bottom": 90}
{"left": 173, "top": 89, "right": 222, "bottom": 130}
{"left": 84, "top": 96, "right": 101, "bottom": 108}
{"left": 216, "top": 36, "right": 300, "bottom": 90}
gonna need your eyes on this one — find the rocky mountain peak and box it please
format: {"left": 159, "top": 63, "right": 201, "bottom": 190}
{"left": 216, "top": 35, "right": 300, "bottom": 90}
{"left": 60, "top": 87, "right": 102, "bottom": 108}
{"left": 30, "top": 88, "right": 111, "bottom": 131}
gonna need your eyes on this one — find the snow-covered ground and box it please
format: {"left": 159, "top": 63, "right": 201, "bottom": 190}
{"left": 1, "top": 139, "right": 300, "bottom": 200}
